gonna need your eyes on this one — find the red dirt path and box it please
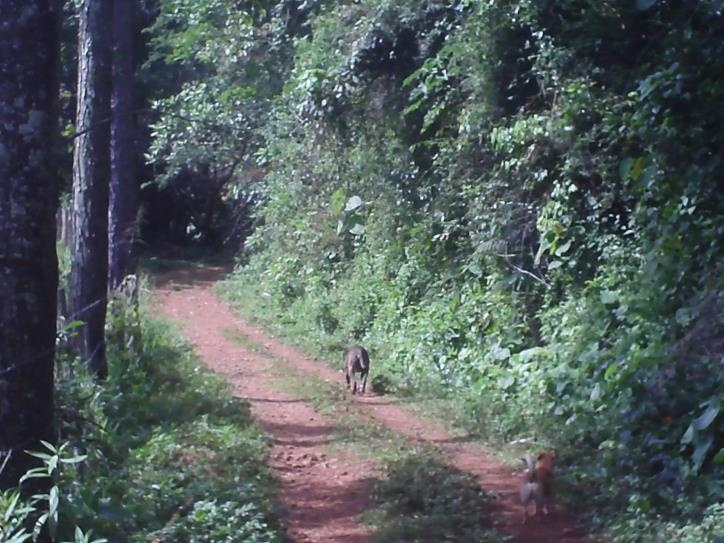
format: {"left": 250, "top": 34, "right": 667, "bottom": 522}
{"left": 151, "top": 264, "right": 592, "bottom": 543}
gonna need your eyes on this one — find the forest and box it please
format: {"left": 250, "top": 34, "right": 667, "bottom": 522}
{"left": 1, "top": 0, "right": 722, "bottom": 542}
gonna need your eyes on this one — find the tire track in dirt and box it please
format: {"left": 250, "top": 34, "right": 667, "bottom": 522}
{"left": 151, "top": 265, "right": 591, "bottom": 543}
{"left": 153, "top": 268, "right": 373, "bottom": 543}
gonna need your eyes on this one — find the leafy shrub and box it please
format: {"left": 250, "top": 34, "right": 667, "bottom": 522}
{"left": 145, "top": 500, "right": 281, "bottom": 543}
{"left": 608, "top": 502, "right": 724, "bottom": 543}
{"left": 0, "top": 441, "right": 107, "bottom": 543}
{"left": 218, "top": 0, "right": 722, "bottom": 536}
{"left": 123, "top": 420, "right": 272, "bottom": 534}
{"left": 40, "top": 297, "right": 283, "bottom": 542}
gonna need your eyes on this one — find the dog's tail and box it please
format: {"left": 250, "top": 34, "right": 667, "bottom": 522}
{"left": 519, "top": 454, "right": 538, "bottom": 505}
{"left": 522, "top": 454, "right": 537, "bottom": 483}
{"left": 360, "top": 348, "right": 370, "bottom": 371}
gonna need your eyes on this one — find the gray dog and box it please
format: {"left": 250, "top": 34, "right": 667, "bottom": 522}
{"left": 343, "top": 345, "right": 370, "bottom": 395}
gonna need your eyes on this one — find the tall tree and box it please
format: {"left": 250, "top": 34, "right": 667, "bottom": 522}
{"left": 70, "top": 0, "right": 112, "bottom": 379}
{"left": 109, "top": 0, "right": 139, "bottom": 291}
{"left": 0, "top": 0, "right": 59, "bottom": 489}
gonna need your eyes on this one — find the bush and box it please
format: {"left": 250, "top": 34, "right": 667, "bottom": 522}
{"left": 21, "top": 296, "right": 284, "bottom": 542}
{"left": 221, "top": 0, "right": 723, "bottom": 536}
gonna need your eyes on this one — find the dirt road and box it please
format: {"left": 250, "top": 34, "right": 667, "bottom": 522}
{"left": 152, "top": 265, "right": 590, "bottom": 543}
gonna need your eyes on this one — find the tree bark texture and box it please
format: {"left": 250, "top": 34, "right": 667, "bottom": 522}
{"left": 71, "top": 0, "right": 112, "bottom": 379}
{"left": 0, "top": 0, "right": 59, "bottom": 489}
{"left": 109, "top": 0, "right": 138, "bottom": 291}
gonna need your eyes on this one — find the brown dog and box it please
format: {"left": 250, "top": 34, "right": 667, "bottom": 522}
{"left": 520, "top": 450, "right": 556, "bottom": 523}
{"left": 343, "top": 345, "right": 369, "bottom": 395}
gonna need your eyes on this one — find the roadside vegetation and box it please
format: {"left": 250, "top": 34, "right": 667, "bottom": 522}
{"left": 1, "top": 292, "right": 283, "bottom": 543}
{"left": 207, "top": 2, "right": 723, "bottom": 540}
{"left": 227, "top": 331, "right": 500, "bottom": 543}
{"left": 3, "top": 1, "right": 721, "bottom": 542}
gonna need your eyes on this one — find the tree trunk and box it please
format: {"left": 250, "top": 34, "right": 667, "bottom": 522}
{"left": 70, "top": 0, "right": 112, "bottom": 379}
{"left": 109, "top": 0, "right": 139, "bottom": 291}
{"left": 0, "top": 0, "right": 59, "bottom": 489}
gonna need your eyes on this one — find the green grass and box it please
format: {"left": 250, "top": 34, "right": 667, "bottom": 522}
{"left": 227, "top": 334, "right": 505, "bottom": 542}
{"left": 48, "top": 296, "right": 284, "bottom": 543}
{"left": 217, "top": 274, "right": 544, "bottom": 463}
{"left": 221, "top": 326, "right": 267, "bottom": 351}
{"left": 215, "top": 277, "right": 338, "bottom": 360}
{"left": 217, "top": 268, "right": 724, "bottom": 543}
{"left": 269, "top": 367, "right": 504, "bottom": 542}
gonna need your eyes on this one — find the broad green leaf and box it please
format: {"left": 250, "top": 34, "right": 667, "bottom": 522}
{"left": 329, "top": 187, "right": 346, "bottom": 215}
{"left": 548, "top": 260, "right": 563, "bottom": 270}
{"left": 681, "top": 424, "right": 694, "bottom": 445}
{"left": 349, "top": 223, "right": 365, "bottom": 236}
{"left": 604, "top": 364, "right": 620, "bottom": 381}
{"left": 692, "top": 434, "right": 713, "bottom": 470}
{"left": 19, "top": 467, "right": 50, "bottom": 483}
{"left": 26, "top": 450, "right": 52, "bottom": 461}
{"left": 555, "top": 239, "right": 572, "bottom": 256}
{"left": 62, "top": 320, "right": 86, "bottom": 332}
{"left": 49, "top": 486, "right": 59, "bottom": 517}
{"left": 47, "top": 454, "right": 58, "bottom": 473}
{"left": 499, "top": 372, "right": 515, "bottom": 390}
{"left": 466, "top": 261, "right": 482, "bottom": 277}
{"left": 693, "top": 403, "right": 719, "bottom": 431}
{"left": 619, "top": 157, "right": 634, "bottom": 181}
{"left": 517, "top": 347, "right": 543, "bottom": 362}
{"left": 344, "top": 195, "right": 363, "bottom": 212}
{"left": 713, "top": 448, "right": 724, "bottom": 464}
{"left": 491, "top": 346, "right": 510, "bottom": 361}
{"left": 61, "top": 454, "right": 88, "bottom": 464}
{"left": 590, "top": 383, "right": 602, "bottom": 401}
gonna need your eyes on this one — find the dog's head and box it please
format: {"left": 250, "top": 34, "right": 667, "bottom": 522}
{"left": 536, "top": 450, "right": 556, "bottom": 468}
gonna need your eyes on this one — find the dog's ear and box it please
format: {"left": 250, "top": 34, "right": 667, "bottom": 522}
{"left": 536, "top": 451, "right": 556, "bottom": 461}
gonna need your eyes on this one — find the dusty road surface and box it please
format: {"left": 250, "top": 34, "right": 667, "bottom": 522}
{"left": 152, "top": 264, "right": 591, "bottom": 543}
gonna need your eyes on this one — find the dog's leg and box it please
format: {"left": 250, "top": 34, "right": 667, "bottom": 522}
{"left": 360, "top": 369, "right": 368, "bottom": 395}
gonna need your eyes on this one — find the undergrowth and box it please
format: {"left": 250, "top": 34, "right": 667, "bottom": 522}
{"left": 218, "top": 273, "right": 723, "bottom": 542}
{"left": 223, "top": 323, "right": 504, "bottom": 541}
{"left": 143, "top": 0, "right": 723, "bottom": 538}
{"left": 1, "top": 293, "right": 283, "bottom": 542}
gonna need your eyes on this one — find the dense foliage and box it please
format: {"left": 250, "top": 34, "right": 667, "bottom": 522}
{"left": 1, "top": 300, "right": 282, "bottom": 543}
{"left": 145, "top": 0, "right": 723, "bottom": 537}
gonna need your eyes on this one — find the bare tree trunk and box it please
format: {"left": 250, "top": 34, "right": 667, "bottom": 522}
{"left": 0, "top": 0, "right": 59, "bottom": 490}
{"left": 109, "top": 0, "right": 139, "bottom": 291}
{"left": 70, "top": 0, "right": 112, "bottom": 379}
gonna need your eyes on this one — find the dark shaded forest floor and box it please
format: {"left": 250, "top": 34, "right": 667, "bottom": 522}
{"left": 151, "top": 264, "right": 591, "bottom": 543}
